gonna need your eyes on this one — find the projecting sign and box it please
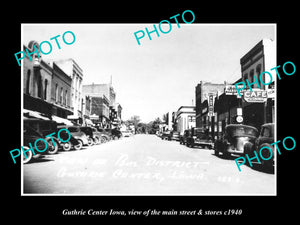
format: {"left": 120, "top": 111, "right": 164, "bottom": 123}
{"left": 243, "top": 89, "right": 268, "bottom": 103}
{"left": 208, "top": 93, "right": 215, "bottom": 116}
{"left": 225, "top": 85, "right": 245, "bottom": 95}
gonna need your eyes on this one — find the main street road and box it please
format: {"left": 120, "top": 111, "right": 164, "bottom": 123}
{"left": 23, "top": 134, "right": 275, "bottom": 195}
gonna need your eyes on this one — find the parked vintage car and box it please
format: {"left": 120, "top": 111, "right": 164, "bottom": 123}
{"left": 244, "top": 123, "right": 275, "bottom": 168}
{"left": 80, "top": 126, "right": 95, "bottom": 146}
{"left": 23, "top": 125, "right": 50, "bottom": 163}
{"left": 186, "top": 128, "right": 214, "bottom": 149}
{"left": 59, "top": 125, "right": 89, "bottom": 150}
{"left": 105, "top": 128, "right": 122, "bottom": 139}
{"left": 179, "top": 129, "right": 190, "bottom": 145}
{"left": 214, "top": 124, "right": 259, "bottom": 158}
{"left": 170, "top": 131, "right": 180, "bottom": 141}
{"left": 122, "top": 130, "right": 133, "bottom": 137}
{"left": 161, "top": 131, "right": 171, "bottom": 140}
{"left": 95, "top": 127, "right": 112, "bottom": 142}
{"left": 91, "top": 127, "right": 103, "bottom": 144}
{"left": 23, "top": 118, "right": 80, "bottom": 153}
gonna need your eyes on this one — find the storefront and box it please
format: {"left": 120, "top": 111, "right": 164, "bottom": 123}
{"left": 214, "top": 92, "right": 239, "bottom": 138}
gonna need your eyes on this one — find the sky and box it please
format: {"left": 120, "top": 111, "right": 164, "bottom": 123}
{"left": 22, "top": 23, "right": 275, "bottom": 123}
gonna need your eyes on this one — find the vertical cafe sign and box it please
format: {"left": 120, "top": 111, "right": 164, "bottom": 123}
{"left": 208, "top": 93, "right": 215, "bottom": 117}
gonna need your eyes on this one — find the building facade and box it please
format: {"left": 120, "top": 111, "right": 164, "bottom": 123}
{"left": 82, "top": 83, "right": 121, "bottom": 128}
{"left": 176, "top": 106, "right": 196, "bottom": 135}
{"left": 55, "top": 59, "right": 84, "bottom": 119}
{"left": 90, "top": 96, "right": 110, "bottom": 127}
{"left": 23, "top": 41, "right": 53, "bottom": 117}
{"left": 240, "top": 38, "right": 275, "bottom": 129}
{"left": 50, "top": 62, "right": 73, "bottom": 118}
{"left": 195, "top": 81, "right": 226, "bottom": 131}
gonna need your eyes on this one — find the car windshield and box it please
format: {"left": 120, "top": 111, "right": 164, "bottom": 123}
{"left": 196, "top": 132, "right": 209, "bottom": 139}
{"left": 68, "top": 127, "right": 79, "bottom": 132}
{"left": 24, "top": 125, "right": 43, "bottom": 137}
{"left": 226, "top": 125, "right": 258, "bottom": 138}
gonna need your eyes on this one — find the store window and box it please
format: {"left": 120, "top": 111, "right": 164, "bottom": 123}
{"left": 256, "top": 64, "right": 262, "bottom": 88}
{"left": 55, "top": 84, "right": 58, "bottom": 102}
{"left": 60, "top": 87, "right": 63, "bottom": 104}
{"left": 26, "top": 70, "right": 31, "bottom": 94}
{"left": 44, "top": 79, "right": 48, "bottom": 100}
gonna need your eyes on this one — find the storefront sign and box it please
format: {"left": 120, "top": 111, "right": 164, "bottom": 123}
{"left": 225, "top": 85, "right": 245, "bottom": 95}
{"left": 267, "top": 88, "right": 275, "bottom": 99}
{"left": 243, "top": 89, "right": 267, "bottom": 103}
{"left": 208, "top": 93, "right": 215, "bottom": 116}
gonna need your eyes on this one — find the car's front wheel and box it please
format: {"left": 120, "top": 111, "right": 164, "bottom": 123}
{"left": 46, "top": 138, "right": 59, "bottom": 154}
{"left": 258, "top": 143, "right": 274, "bottom": 168}
{"left": 74, "top": 139, "right": 83, "bottom": 150}
{"left": 87, "top": 138, "right": 94, "bottom": 146}
{"left": 62, "top": 141, "right": 72, "bottom": 151}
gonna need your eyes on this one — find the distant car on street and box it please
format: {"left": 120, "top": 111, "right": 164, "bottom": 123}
{"left": 105, "top": 128, "right": 122, "bottom": 139}
{"left": 161, "top": 131, "right": 171, "bottom": 140}
{"left": 170, "top": 131, "right": 180, "bottom": 141}
{"left": 179, "top": 129, "right": 190, "bottom": 145}
{"left": 95, "top": 127, "right": 112, "bottom": 142}
{"left": 244, "top": 123, "right": 275, "bottom": 168}
{"left": 186, "top": 128, "right": 214, "bottom": 149}
{"left": 214, "top": 124, "right": 258, "bottom": 158}
{"left": 122, "top": 130, "right": 132, "bottom": 137}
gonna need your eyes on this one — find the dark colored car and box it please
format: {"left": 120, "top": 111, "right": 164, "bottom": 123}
{"left": 59, "top": 125, "right": 89, "bottom": 150}
{"left": 91, "top": 127, "right": 102, "bottom": 144}
{"left": 214, "top": 124, "right": 259, "bottom": 158}
{"left": 179, "top": 129, "right": 190, "bottom": 145}
{"left": 80, "top": 126, "right": 95, "bottom": 146}
{"left": 105, "top": 128, "right": 122, "bottom": 139}
{"left": 23, "top": 125, "right": 49, "bottom": 163}
{"left": 170, "top": 131, "right": 180, "bottom": 141}
{"left": 24, "top": 118, "right": 79, "bottom": 152}
{"left": 95, "top": 127, "right": 112, "bottom": 142}
{"left": 24, "top": 118, "right": 62, "bottom": 154}
{"left": 161, "top": 131, "right": 171, "bottom": 140}
{"left": 186, "top": 128, "right": 214, "bottom": 149}
{"left": 244, "top": 123, "right": 275, "bottom": 168}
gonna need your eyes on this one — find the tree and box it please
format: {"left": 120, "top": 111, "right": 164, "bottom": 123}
{"left": 125, "top": 115, "right": 141, "bottom": 133}
{"left": 147, "top": 117, "right": 162, "bottom": 134}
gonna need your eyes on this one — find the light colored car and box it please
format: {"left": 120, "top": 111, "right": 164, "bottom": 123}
{"left": 122, "top": 130, "right": 132, "bottom": 137}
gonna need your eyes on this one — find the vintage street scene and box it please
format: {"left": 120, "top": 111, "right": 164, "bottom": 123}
{"left": 21, "top": 24, "right": 276, "bottom": 195}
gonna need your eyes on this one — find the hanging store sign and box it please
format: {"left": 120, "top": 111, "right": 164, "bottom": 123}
{"left": 225, "top": 85, "right": 245, "bottom": 95}
{"left": 208, "top": 93, "right": 215, "bottom": 116}
{"left": 267, "top": 88, "right": 275, "bottom": 99}
{"left": 243, "top": 89, "right": 267, "bottom": 103}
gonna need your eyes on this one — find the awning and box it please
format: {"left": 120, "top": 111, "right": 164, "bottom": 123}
{"left": 85, "top": 118, "right": 94, "bottom": 126}
{"left": 52, "top": 115, "right": 74, "bottom": 125}
{"left": 23, "top": 109, "right": 50, "bottom": 120}
{"left": 67, "top": 115, "right": 79, "bottom": 119}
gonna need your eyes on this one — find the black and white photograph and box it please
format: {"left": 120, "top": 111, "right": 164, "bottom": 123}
{"left": 20, "top": 23, "right": 276, "bottom": 195}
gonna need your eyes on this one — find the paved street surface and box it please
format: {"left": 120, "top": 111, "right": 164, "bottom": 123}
{"left": 23, "top": 134, "right": 275, "bottom": 195}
